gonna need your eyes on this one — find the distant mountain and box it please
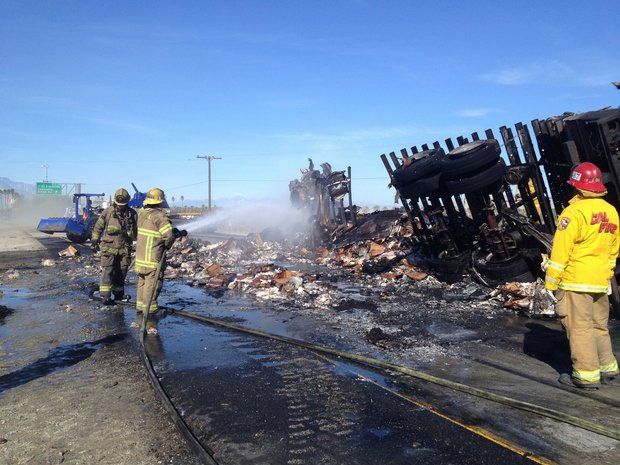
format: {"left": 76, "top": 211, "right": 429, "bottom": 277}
{"left": 0, "top": 177, "right": 35, "bottom": 196}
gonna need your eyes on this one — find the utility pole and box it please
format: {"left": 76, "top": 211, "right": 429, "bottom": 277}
{"left": 196, "top": 155, "right": 222, "bottom": 210}
{"left": 42, "top": 164, "right": 49, "bottom": 182}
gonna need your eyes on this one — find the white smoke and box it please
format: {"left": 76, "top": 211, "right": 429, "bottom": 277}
{"left": 180, "top": 199, "right": 310, "bottom": 236}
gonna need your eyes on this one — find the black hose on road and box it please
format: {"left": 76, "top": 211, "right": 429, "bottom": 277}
{"left": 139, "top": 262, "right": 219, "bottom": 465}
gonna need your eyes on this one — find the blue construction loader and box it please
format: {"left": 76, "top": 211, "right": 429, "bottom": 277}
{"left": 37, "top": 185, "right": 168, "bottom": 243}
{"left": 127, "top": 183, "right": 169, "bottom": 209}
{"left": 37, "top": 193, "right": 105, "bottom": 243}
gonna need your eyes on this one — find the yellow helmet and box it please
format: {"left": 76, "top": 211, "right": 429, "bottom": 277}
{"left": 144, "top": 187, "right": 166, "bottom": 205}
{"left": 113, "top": 188, "right": 130, "bottom": 205}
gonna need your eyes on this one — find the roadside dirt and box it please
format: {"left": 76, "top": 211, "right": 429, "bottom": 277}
{"left": 0, "top": 235, "right": 199, "bottom": 465}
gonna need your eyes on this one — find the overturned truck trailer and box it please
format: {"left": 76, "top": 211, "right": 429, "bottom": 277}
{"left": 381, "top": 107, "right": 620, "bottom": 296}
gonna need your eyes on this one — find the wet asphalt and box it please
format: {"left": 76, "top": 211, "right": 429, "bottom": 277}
{"left": 145, "top": 312, "right": 537, "bottom": 465}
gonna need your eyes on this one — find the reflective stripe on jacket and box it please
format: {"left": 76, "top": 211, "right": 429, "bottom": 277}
{"left": 135, "top": 207, "right": 174, "bottom": 272}
{"left": 545, "top": 195, "right": 620, "bottom": 292}
{"left": 91, "top": 206, "right": 137, "bottom": 255}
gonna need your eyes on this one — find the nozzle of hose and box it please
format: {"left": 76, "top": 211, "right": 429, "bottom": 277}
{"left": 173, "top": 228, "right": 188, "bottom": 239}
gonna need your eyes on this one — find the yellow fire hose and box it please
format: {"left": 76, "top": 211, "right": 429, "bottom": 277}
{"left": 171, "top": 308, "right": 620, "bottom": 443}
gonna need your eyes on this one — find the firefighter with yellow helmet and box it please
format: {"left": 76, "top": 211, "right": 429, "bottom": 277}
{"left": 91, "top": 188, "right": 137, "bottom": 304}
{"left": 545, "top": 162, "right": 619, "bottom": 389}
{"left": 135, "top": 187, "right": 176, "bottom": 334}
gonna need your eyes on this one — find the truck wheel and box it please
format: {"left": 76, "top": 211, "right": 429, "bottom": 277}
{"left": 67, "top": 233, "right": 88, "bottom": 243}
{"left": 441, "top": 140, "right": 501, "bottom": 179}
{"left": 472, "top": 250, "right": 534, "bottom": 286}
{"left": 398, "top": 173, "right": 441, "bottom": 199}
{"left": 393, "top": 148, "right": 444, "bottom": 184}
{"left": 443, "top": 159, "right": 506, "bottom": 195}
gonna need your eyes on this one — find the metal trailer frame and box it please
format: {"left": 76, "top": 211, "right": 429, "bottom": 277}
{"left": 382, "top": 121, "right": 554, "bottom": 265}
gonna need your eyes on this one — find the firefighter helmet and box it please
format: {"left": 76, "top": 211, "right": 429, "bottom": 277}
{"left": 567, "top": 162, "right": 607, "bottom": 193}
{"left": 144, "top": 187, "right": 166, "bottom": 205}
{"left": 113, "top": 188, "right": 130, "bottom": 205}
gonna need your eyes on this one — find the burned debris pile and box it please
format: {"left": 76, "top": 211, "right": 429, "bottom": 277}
{"left": 492, "top": 281, "right": 556, "bottom": 316}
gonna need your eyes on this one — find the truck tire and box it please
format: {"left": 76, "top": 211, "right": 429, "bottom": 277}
{"left": 424, "top": 252, "right": 471, "bottom": 275}
{"left": 441, "top": 139, "right": 501, "bottom": 179}
{"left": 443, "top": 159, "right": 506, "bottom": 195}
{"left": 393, "top": 148, "right": 444, "bottom": 185}
{"left": 472, "top": 250, "right": 534, "bottom": 286}
{"left": 398, "top": 173, "right": 441, "bottom": 199}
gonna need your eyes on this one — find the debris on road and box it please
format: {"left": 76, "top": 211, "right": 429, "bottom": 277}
{"left": 2, "top": 269, "right": 20, "bottom": 280}
{"left": 41, "top": 259, "right": 56, "bottom": 267}
{"left": 58, "top": 245, "right": 80, "bottom": 258}
{"left": 492, "top": 279, "right": 556, "bottom": 317}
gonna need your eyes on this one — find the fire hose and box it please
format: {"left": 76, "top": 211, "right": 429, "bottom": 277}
{"left": 139, "top": 255, "right": 219, "bottom": 464}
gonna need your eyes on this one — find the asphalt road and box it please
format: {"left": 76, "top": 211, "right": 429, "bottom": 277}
{"left": 149, "top": 314, "right": 540, "bottom": 465}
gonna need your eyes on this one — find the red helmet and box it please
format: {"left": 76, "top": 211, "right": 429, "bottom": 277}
{"left": 567, "top": 162, "right": 606, "bottom": 193}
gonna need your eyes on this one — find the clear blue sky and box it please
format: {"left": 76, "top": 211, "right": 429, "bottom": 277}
{"left": 1, "top": 1, "right": 619, "bottom": 205}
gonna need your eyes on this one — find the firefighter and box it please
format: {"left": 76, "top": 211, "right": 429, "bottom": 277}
{"left": 545, "top": 162, "right": 619, "bottom": 389}
{"left": 91, "top": 188, "right": 137, "bottom": 305}
{"left": 135, "top": 187, "right": 175, "bottom": 335}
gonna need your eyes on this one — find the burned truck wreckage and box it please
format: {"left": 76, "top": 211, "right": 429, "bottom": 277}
{"left": 378, "top": 107, "right": 620, "bottom": 305}
{"left": 289, "top": 159, "right": 357, "bottom": 241}
{"left": 288, "top": 107, "right": 620, "bottom": 306}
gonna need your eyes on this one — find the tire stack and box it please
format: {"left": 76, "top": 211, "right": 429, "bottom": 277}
{"left": 440, "top": 139, "right": 505, "bottom": 195}
{"left": 392, "top": 140, "right": 507, "bottom": 198}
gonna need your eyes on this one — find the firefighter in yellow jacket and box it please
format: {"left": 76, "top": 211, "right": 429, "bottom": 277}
{"left": 91, "top": 188, "right": 137, "bottom": 304}
{"left": 135, "top": 187, "right": 175, "bottom": 334}
{"left": 545, "top": 162, "right": 619, "bottom": 389}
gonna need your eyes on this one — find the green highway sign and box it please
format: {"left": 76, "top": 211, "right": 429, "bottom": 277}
{"left": 36, "top": 182, "right": 63, "bottom": 195}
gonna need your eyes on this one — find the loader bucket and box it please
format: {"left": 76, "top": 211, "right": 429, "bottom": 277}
{"left": 37, "top": 217, "right": 88, "bottom": 237}
{"left": 37, "top": 217, "right": 71, "bottom": 234}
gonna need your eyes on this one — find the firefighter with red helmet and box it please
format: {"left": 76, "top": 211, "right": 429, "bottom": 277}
{"left": 545, "top": 162, "right": 619, "bottom": 389}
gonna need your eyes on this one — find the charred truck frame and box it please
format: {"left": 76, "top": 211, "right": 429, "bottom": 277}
{"left": 381, "top": 107, "right": 620, "bottom": 297}
{"left": 290, "top": 159, "right": 357, "bottom": 235}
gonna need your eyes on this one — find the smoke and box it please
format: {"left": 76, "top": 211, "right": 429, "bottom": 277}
{"left": 4, "top": 196, "right": 75, "bottom": 229}
{"left": 180, "top": 199, "right": 310, "bottom": 236}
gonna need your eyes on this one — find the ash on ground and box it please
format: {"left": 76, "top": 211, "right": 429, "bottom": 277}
{"left": 59, "top": 211, "right": 554, "bottom": 360}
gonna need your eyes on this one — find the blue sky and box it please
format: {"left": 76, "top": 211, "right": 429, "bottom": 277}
{"left": 1, "top": 1, "right": 619, "bottom": 205}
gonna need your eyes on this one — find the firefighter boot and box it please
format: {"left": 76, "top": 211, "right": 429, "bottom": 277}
{"left": 601, "top": 373, "right": 617, "bottom": 385}
{"left": 559, "top": 373, "right": 599, "bottom": 390}
{"left": 113, "top": 292, "right": 131, "bottom": 303}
